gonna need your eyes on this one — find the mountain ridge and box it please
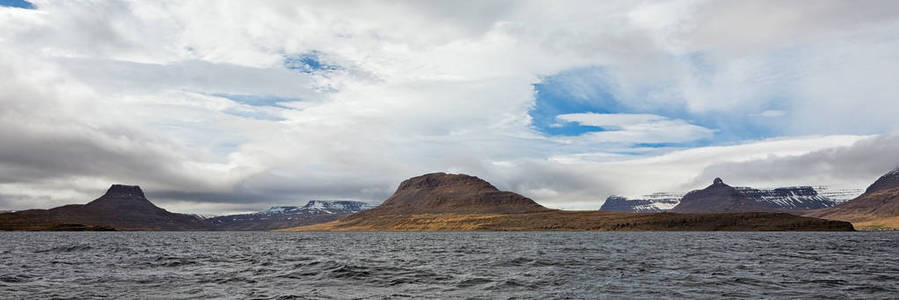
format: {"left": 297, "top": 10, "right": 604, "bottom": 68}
{"left": 283, "top": 173, "right": 853, "bottom": 232}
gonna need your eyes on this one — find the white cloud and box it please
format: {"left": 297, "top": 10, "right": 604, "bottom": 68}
{"left": 1, "top": 1, "right": 899, "bottom": 214}
{"left": 752, "top": 110, "right": 787, "bottom": 118}
{"left": 557, "top": 113, "right": 714, "bottom": 144}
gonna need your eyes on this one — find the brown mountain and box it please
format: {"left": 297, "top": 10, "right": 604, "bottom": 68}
{"left": 0, "top": 185, "right": 209, "bottom": 231}
{"left": 348, "top": 173, "right": 549, "bottom": 218}
{"left": 281, "top": 173, "right": 852, "bottom": 231}
{"left": 806, "top": 169, "right": 899, "bottom": 229}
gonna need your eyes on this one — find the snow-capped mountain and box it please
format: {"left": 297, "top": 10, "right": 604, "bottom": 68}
{"left": 672, "top": 178, "right": 841, "bottom": 213}
{"left": 259, "top": 201, "right": 374, "bottom": 215}
{"left": 604, "top": 181, "right": 853, "bottom": 213}
{"left": 733, "top": 186, "right": 836, "bottom": 210}
{"left": 601, "top": 193, "right": 682, "bottom": 213}
{"left": 207, "top": 200, "right": 374, "bottom": 230}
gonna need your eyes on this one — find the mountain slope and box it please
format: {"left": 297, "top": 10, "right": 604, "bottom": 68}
{"left": 207, "top": 201, "right": 373, "bottom": 230}
{"left": 806, "top": 169, "right": 899, "bottom": 228}
{"left": 0, "top": 185, "right": 208, "bottom": 231}
{"left": 282, "top": 173, "right": 853, "bottom": 232}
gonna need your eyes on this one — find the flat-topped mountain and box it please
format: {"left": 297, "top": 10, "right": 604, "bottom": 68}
{"left": 207, "top": 200, "right": 373, "bottom": 231}
{"left": 348, "top": 173, "right": 549, "bottom": 218}
{"left": 601, "top": 193, "right": 682, "bottom": 213}
{"left": 282, "top": 173, "right": 853, "bottom": 232}
{"left": 0, "top": 185, "right": 209, "bottom": 231}
{"left": 670, "top": 178, "right": 835, "bottom": 213}
{"left": 807, "top": 169, "right": 899, "bottom": 229}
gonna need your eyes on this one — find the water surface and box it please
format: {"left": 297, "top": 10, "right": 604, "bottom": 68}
{"left": 1, "top": 232, "right": 897, "bottom": 299}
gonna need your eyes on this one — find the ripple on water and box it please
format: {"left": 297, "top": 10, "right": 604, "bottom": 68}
{"left": 0, "top": 232, "right": 897, "bottom": 299}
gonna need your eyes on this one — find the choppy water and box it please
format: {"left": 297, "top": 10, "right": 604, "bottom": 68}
{"left": 1, "top": 232, "right": 897, "bottom": 299}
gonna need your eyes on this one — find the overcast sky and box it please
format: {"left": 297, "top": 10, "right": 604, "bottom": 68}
{"left": 2, "top": 0, "right": 899, "bottom": 214}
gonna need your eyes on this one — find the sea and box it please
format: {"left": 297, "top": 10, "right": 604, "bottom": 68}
{"left": 0, "top": 232, "right": 897, "bottom": 299}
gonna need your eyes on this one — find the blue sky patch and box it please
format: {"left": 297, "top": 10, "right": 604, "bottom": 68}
{"left": 531, "top": 63, "right": 789, "bottom": 146}
{"left": 530, "top": 67, "right": 622, "bottom": 136}
{"left": 0, "top": 0, "right": 34, "bottom": 9}
{"left": 222, "top": 108, "right": 285, "bottom": 121}
{"left": 213, "top": 93, "right": 300, "bottom": 108}
{"left": 284, "top": 51, "right": 339, "bottom": 74}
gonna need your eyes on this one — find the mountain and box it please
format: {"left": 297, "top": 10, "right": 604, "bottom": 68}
{"left": 207, "top": 200, "right": 373, "bottom": 231}
{"left": 600, "top": 193, "right": 682, "bottom": 213}
{"left": 607, "top": 182, "right": 837, "bottom": 213}
{"left": 670, "top": 178, "right": 836, "bottom": 213}
{"left": 0, "top": 185, "right": 209, "bottom": 231}
{"left": 281, "top": 173, "right": 852, "bottom": 231}
{"left": 348, "top": 172, "right": 550, "bottom": 218}
{"left": 806, "top": 169, "right": 899, "bottom": 229}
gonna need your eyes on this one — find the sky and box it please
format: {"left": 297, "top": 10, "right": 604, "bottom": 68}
{"left": 2, "top": 0, "right": 899, "bottom": 214}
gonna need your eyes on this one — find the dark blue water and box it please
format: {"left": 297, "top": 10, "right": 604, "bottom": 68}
{"left": 0, "top": 232, "right": 897, "bottom": 299}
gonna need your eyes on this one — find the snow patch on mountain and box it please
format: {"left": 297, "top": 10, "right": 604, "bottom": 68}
{"left": 601, "top": 193, "right": 683, "bottom": 213}
{"left": 256, "top": 201, "right": 374, "bottom": 216}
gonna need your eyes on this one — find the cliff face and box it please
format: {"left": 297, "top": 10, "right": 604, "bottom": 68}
{"left": 0, "top": 185, "right": 208, "bottom": 231}
{"left": 348, "top": 173, "right": 550, "bottom": 218}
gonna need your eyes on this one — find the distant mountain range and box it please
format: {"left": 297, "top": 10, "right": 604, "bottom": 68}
{"left": 602, "top": 182, "right": 863, "bottom": 214}
{"left": 207, "top": 201, "right": 373, "bottom": 231}
{"left": 0, "top": 185, "right": 373, "bottom": 231}
{"left": 283, "top": 173, "right": 852, "bottom": 231}
{"left": 8, "top": 170, "right": 899, "bottom": 231}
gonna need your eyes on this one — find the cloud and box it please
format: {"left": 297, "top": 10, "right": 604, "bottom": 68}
{"left": 556, "top": 113, "right": 714, "bottom": 144}
{"left": 1, "top": 1, "right": 899, "bottom": 214}
{"left": 694, "top": 134, "right": 899, "bottom": 189}
{"left": 751, "top": 110, "right": 786, "bottom": 118}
